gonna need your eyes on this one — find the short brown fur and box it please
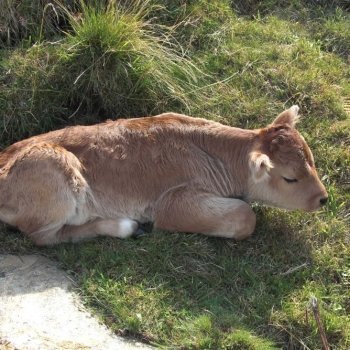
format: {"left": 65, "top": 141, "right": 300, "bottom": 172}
{"left": 0, "top": 107, "right": 327, "bottom": 245}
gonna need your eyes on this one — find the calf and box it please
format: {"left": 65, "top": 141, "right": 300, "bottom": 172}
{"left": 0, "top": 106, "right": 327, "bottom": 245}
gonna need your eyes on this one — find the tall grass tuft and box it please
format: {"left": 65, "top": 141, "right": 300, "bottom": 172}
{"left": 61, "top": 0, "right": 202, "bottom": 117}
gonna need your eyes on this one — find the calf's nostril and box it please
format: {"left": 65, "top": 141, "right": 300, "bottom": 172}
{"left": 320, "top": 197, "right": 328, "bottom": 206}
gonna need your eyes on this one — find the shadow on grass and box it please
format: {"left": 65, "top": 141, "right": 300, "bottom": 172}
{"left": 0, "top": 209, "right": 314, "bottom": 348}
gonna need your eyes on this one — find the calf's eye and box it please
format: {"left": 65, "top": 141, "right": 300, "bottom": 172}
{"left": 283, "top": 176, "right": 298, "bottom": 183}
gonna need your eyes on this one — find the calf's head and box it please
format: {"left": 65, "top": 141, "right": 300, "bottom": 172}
{"left": 249, "top": 106, "right": 328, "bottom": 211}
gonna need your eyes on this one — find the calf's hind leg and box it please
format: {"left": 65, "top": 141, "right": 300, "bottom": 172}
{"left": 0, "top": 142, "right": 143, "bottom": 246}
{"left": 31, "top": 218, "right": 139, "bottom": 246}
{"left": 0, "top": 142, "right": 90, "bottom": 245}
{"left": 154, "top": 187, "right": 256, "bottom": 240}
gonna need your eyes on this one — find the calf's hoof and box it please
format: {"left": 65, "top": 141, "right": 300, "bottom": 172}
{"left": 131, "top": 222, "right": 154, "bottom": 239}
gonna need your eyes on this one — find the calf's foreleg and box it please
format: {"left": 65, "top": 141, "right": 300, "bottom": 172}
{"left": 154, "top": 187, "right": 256, "bottom": 240}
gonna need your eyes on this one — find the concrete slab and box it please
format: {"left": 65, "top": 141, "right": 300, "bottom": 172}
{"left": 0, "top": 254, "right": 152, "bottom": 350}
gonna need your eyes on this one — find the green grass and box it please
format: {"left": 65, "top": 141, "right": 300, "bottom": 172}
{"left": 0, "top": 0, "right": 64, "bottom": 46}
{"left": 0, "top": 0, "right": 350, "bottom": 349}
{"left": 0, "top": 0, "right": 203, "bottom": 146}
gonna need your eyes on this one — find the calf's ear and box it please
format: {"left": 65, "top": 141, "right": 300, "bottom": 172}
{"left": 272, "top": 105, "right": 300, "bottom": 127}
{"left": 249, "top": 151, "right": 274, "bottom": 182}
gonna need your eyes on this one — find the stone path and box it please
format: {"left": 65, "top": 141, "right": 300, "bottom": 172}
{"left": 0, "top": 255, "right": 153, "bottom": 350}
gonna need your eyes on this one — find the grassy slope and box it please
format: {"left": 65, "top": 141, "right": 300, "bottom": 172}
{"left": 0, "top": 1, "right": 349, "bottom": 349}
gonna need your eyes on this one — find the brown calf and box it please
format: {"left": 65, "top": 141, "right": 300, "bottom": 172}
{"left": 0, "top": 106, "right": 328, "bottom": 245}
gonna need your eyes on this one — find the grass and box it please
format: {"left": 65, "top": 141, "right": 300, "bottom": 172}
{"left": 0, "top": 0, "right": 203, "bottom": 146}
{"left": 0, "top": 0, "right": 350, "bottom": 349}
